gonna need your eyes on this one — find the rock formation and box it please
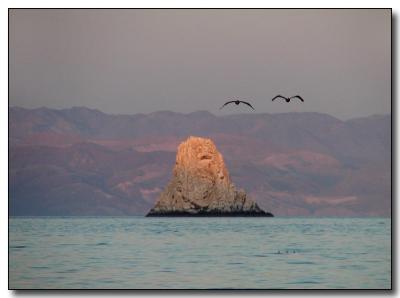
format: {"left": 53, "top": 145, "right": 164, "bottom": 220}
{"left": 146, "top": 136, "right": 273, "bottom": 216}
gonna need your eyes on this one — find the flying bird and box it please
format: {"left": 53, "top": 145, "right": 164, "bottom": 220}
{"left": 220, "top": 100, "right": 255, "bottom": 110}
{"left": 272, "top": 95, "right": 304, "bottom": 102}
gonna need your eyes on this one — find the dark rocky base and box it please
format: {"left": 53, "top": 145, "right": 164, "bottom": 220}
{"left": 146, "top": 210, "right": 274, "bottom": 217}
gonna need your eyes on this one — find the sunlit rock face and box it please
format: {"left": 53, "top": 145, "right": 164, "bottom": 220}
{"left": 146, "top": 136, "right": 273, "bottom": 216}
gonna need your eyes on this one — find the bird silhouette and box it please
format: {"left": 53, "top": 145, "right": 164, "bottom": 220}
{"left": 220, "top": 100, "right": 255, "bottom": 110}
{"left": 272, "top": 95, "right": 304, "bottom": 102}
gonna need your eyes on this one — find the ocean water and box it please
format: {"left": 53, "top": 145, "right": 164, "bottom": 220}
{"left": 9, "top": 217, "right": 391, "bottom": 289}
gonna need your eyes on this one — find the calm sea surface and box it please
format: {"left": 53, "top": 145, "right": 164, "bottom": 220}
{"left": 9, "top": 217, "right": 391, "bottom": 289}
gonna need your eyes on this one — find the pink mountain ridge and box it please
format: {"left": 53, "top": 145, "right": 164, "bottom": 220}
{"left": 9, "top": 107, "right": 391, "bottom": 217}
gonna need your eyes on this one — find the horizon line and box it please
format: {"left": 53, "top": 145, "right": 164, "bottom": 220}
{"left": 8, "top": 105, "right": 391, "bottom": 121}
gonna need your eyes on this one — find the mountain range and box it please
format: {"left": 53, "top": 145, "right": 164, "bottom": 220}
{"left": 9, "top": 106, "right": 391, "bottom": 216}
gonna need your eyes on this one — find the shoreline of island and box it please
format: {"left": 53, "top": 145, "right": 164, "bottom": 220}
{"left": 146, "top": 211, "right": 274, "bottom": 217}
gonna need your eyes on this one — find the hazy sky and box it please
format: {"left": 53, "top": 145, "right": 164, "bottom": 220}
{"left": 9, "top": 9, "right": 391, "bottom": 119}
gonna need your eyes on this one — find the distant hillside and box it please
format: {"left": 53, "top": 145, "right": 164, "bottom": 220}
{"left": 9, "top": 107, "right": 391, "bottom": 216}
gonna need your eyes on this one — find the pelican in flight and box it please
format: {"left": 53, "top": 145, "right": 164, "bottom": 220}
{"left": 272, "top": 95, "right": 304, "bottom": 102}
{"left": 220, "top": 100, "right": 255, "bottom": 110}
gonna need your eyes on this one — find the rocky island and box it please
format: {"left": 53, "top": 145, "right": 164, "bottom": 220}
{"left": 146, "top": 136, "right": 273, "bottom": 217}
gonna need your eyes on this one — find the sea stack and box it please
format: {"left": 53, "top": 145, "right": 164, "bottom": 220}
{"left": 146, "top": 136, "right": 273, "bottom": 217}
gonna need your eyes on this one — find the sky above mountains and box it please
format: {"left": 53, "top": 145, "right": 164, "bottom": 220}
{"left": 9, "top": 9, "right": 390, "bottom": 120}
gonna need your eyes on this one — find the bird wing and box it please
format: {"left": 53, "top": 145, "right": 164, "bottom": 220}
{"left": 272, "top": 95, "right": 286, "bottom": 101}
{"left": 219, "top": 100, "right": 236, "bottom": 109}
{"left": 240, "top": 101, "right": 255, "bottom": 110}
{"left": 290, "top": 95, "right": 304, "bottom": 102}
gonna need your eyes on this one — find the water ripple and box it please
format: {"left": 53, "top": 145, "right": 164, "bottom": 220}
{"left": 9, "top": 217, "right": 391, "bottom": 289}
